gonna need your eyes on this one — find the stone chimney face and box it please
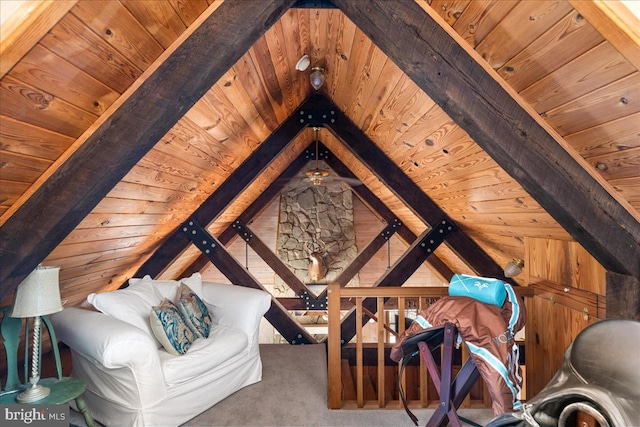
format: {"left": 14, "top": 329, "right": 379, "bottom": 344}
{"left": 275, "top": 181, "right": 359, "bottom": 296}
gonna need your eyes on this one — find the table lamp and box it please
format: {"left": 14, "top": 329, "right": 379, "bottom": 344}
{"left": 9, "top": 265, "right": 63, "bottom": 403}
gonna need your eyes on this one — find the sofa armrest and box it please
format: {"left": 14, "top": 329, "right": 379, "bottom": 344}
{"left": 49, "top": 307, "right": 166, "bottom": 406}
{"left": 201, "top": 282, "right": 271, "bottom": 346}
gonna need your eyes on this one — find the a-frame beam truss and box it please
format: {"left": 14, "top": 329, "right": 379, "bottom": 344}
{"left": 128, "top": 91, "right": 507, "bottom": 341}
{"left": 3, "top": 0, "right": 635, "bottom": 315}
{"left": 175, "top": 111, "right": 471, "bottom": 342}
{"left": 181, "top": 219, "right": 315, "bottom": 345}
{"left": 169, "top": 116, "right": 467, "bottom": 339}
{"left": 231, "top": 221, "right": 309, "bottom": 297}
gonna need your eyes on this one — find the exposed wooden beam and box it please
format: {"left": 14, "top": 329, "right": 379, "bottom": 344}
{"left": 0, "top": 0, "right": 297, "bottom": 299}
{"left": 132, "top": 98, "right": 321, "bottom": 280}
{"left": 321, "top": 96, "right": 507, "bottom": 280}
{"left": 606, "top": 272, "right": 640, "bottom": 320}
{"left": 326, "top": 220, "right": 401, "bottom": 289}
{"left": 181, "top": 218, "right": 315, "bottom": 344}
{"left": 232, "top": 221, "right": 309, "bottom": 296}
{"left": 339, "top": 222, "right": 454, "bottom": 343}
{"left": 292, "top": 0, "right": 337, "bottom": 8}
{"left": 179, "top": 144, "right": 314, "bottom": 278}
{"left": 322, "top": 145, "right": 454, "bottom": 281}
{"left": 278, "top": 297, "right": 353, "bottom": 311}
{"left": 334, "top": 0, "right": 640, "bottom": 278}
{"left": 130, "top": 233, "right": 192, "bottom": 288}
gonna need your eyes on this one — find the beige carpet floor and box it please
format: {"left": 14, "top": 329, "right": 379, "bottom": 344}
{"left": 181, "top": 344, "right": 496, "bottom": 427}
{"left": 71, "top": 343, "right": 496, "bottom": 426}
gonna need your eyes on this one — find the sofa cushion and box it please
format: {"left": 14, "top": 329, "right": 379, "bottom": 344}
{"left": 176, "top": 283, "right": 211, "bottom": 338}
{"left": 159, "top": 324, "right": 248, "bottom": 386}
{"left": 87, "top": 278, "right": 163, "bottom": 345}
{"left": 129, "top": 273, "right": 203, "bottom": 301}
{"left": 150, "top": 298, "right": 198, "bottom": 356}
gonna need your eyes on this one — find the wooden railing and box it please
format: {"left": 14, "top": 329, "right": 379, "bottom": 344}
{"left": 327, "top": 284, "right": 533, "bottom": 410}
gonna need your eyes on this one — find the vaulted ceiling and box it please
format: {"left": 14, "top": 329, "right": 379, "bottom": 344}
{"left": 1, "top": 0, "right": 639, "bottom": 309}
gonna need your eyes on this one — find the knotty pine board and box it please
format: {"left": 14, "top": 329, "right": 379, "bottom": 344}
{"left": 0, "top": 115, "right": 73, "bottom": 161}
{"left": 608, "top": 177, "right": 640, "bottom": 213}
{"left": 520, "top": 41, "right": 633, "bottom": 113}
{"left": 40, "top": 12, "right": 142, "bottom": 93}
{"left": 119, "top": 0, "right": 187, "bottom": 50}
{"left": 475, "top": 0, "right": 573, "bottom": 70}
{"left": 451, "top": 1, "right": 517, "bottom": 48}
{"left": 525, "top": 296, "right": 597, "bottom": 397}
{"left": 9, "top": 44, "right": 120, "bottom": 115}
{"left": 71, "top": 1, "right": 165, "bottom": 71}
{"left": 565, "top": 112, "right": 640, "bottom": 157}
{"left": 544, "top": 72, "right": 640, "bottom": 136}
{"left": 429, "top": 0, "right": 472, "bottom": 28}
{"left": 263, "top": 18, "right": 306, "bottom": 114}
{"left": 585, "top": 146, "right": 640, "bottom": 181}
{"left": 324, "top": 12, "right": 358, "bottom": 104}
{"left": 524, "top": 237, "right": 606, "bottom": 396}
{"left": 498, "top": 9, "right": 604, "bottom": 92}
{"left": 215, "top": 69, "right": 277, "bottom": 140}
{"left": 526, "top": 237, "right": 606, "bottom": 294}
{"left": 0, "top": 75, "right": 97, "bottom": 138}
{"left": 0, "top": 150, "right": 52, "bottom": 183}
{"left": 47, "top": 233, "right": 159, "bottom": 260}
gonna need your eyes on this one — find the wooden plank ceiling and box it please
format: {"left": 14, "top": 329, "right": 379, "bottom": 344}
{"left": 1, "top": 0, "right": 639, "bottom": 309}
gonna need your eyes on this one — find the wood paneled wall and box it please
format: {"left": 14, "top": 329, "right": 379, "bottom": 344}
{"left": 524, "top": 237, "right": 606, "bottom": 397}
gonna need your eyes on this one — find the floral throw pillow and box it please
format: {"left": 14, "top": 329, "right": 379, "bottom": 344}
{"left": 176, "top": 282, "right": 212, "bottom": 339}
{"left": 150, "top": 298, "right": 197, "bottom": 356}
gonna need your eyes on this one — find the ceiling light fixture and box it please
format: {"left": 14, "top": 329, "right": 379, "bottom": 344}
{"left": 309, "top": 66, "right": 326, "bottom": 90}
{"left": 305, "top": 127, "right": 329, "bottom": 185}
{"left": 504, "top": 258, "right": 524, "bottom": 278}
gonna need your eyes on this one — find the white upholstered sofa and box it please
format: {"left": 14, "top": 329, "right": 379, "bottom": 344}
{"left": 50, "top": 273, "right": 271, "bottom": 427}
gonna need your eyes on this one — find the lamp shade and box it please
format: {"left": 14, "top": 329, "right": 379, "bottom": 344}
{"left": 10, "top": 265, "right": 62, "bottom": 318}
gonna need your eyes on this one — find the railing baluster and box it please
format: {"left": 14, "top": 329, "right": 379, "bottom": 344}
{"left": 356, "top": 297, "right": 363, "bottom": 407}
{"left": 326, "top": 284, "right": 533, "bottom": 410}
{"left": 419, "top": 296, "right": 428, "bottom": 407}
{"left": 398, "top": 296, "right": 406, "bottom": 408}
{"left": 377, "top": 296, "right": 385, "bottom": 408}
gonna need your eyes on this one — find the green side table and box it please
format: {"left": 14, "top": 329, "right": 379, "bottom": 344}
{"left": 0, "top": 377, "right": 95, "bottom": 427}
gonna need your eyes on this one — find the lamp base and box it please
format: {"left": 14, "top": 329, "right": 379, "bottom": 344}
{"left": 16, "top": 384, "right": 50, "bottom": 403}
